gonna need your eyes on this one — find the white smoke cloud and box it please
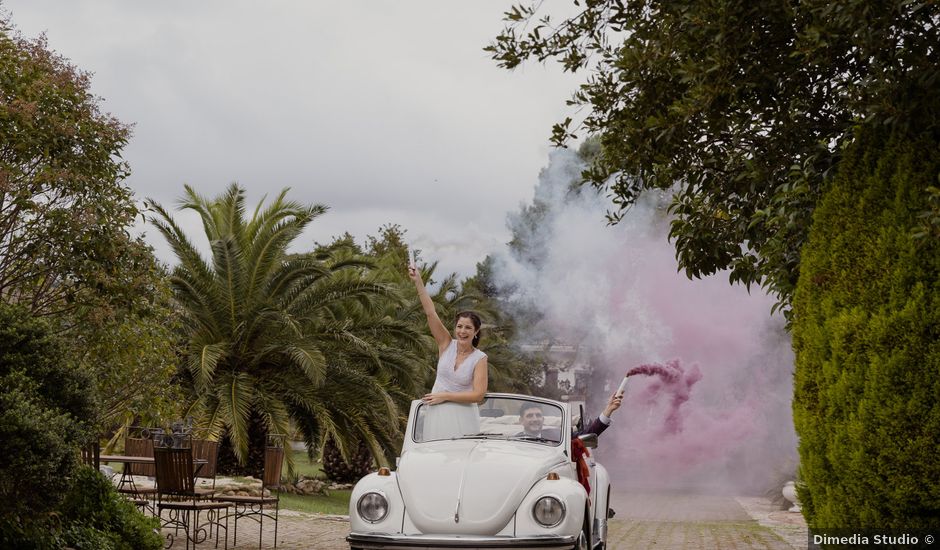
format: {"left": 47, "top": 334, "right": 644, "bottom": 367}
{"left": 491, "top": 149, "right": 798, "bottom": 494}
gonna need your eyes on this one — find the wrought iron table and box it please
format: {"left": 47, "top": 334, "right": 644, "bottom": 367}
{"left": 101, "top": 454, "right": 208, "bottom": 495}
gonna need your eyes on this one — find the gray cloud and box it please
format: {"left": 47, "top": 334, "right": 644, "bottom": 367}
{"left": 6, "top": 0, "right": 579, "bottom": 276}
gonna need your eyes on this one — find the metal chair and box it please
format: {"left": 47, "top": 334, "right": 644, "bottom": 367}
{"left": 192, "top": 439, "right": 220, "bottom": 499}
{"left": 125, "top": 435, "right": 156, "bottom": 476}
{"left": 154, "top": 445, "right": 230, "bottom": 549}
{"left": 216, "top": 434, "right": 285, "bottom": 548}
{"left": 117, "top": 433, "right": 158, "bottom": 513}
{"left": 80, "top": 439, "right": 100, "bottom": 469}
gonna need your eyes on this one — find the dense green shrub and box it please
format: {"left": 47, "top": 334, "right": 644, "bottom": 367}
{"left": 0, "top": 305, "right": 161, "bottom": 548}
{"left": 59, "top": 467, "right": 162, "bottom": 550}
{"left": 0, "top": 467, "right": 162, "bottom": 550}
{"left": 0, "top": 303, "right": 97, "bottom": 520}
{"left": 792, "top": 126, "right": 940, "bottom": 529}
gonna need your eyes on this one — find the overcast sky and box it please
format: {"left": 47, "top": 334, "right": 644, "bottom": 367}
{"left": 5, "top": 1, "right": 583, "bottom": 278}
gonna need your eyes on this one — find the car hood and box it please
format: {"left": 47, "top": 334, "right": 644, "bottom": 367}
{"left": 397, "top": 439, "right": 566, "bottom": 535}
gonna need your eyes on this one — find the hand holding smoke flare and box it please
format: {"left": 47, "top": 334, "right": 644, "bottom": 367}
{"left": 616, "top": 375, "right": 629, "bottom": 398}
{"left": 596, "top": 376, "right": 628, "bottom": 420}
{"left": 595, "top": 376, "right": 629, "bottom": 419}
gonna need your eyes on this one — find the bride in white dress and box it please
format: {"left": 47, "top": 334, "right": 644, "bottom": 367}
{"left": 408, "top": 260, "right": 488, "bottom": 440}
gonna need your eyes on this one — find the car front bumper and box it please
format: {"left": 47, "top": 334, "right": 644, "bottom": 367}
{"left": 346, "top": 532, "right": 578, "bottom": 549}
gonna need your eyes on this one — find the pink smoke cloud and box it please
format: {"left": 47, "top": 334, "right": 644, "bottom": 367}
{"left": 492, "top": 149, "right": 798, "bottom": 494}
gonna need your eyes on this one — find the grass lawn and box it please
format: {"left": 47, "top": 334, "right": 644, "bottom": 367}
{"left": 279, "top": 490, "right": 353, "bottom": 515}
{"left": 277, "top": 448, "right": 352, "bottom": 515}
{"left": 284, "top": 448, "right": 322, "bottom": 478}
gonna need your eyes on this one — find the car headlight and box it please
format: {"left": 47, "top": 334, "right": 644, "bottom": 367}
{"left": 532, "top": 496, "right": 565, "bottom": 527}
{"left": 357, "top": 492, "right": 389, "bottom": 523}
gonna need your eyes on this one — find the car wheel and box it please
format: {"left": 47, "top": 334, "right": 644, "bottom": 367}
{"left": 574, "top": 528, "right": 589, "bottom": 550}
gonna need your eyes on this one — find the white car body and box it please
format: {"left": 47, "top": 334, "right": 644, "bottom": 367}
{"left": 347, "top": 393, "right": 612, "bottom": 549}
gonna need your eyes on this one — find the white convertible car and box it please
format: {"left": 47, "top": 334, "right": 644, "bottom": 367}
{"left": 347, "top": 393, "right": 612, "bottom": 550}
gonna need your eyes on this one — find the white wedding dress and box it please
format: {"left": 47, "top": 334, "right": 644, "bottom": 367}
{"left": 421, "top": 340, "right": 486, "bottom": 440}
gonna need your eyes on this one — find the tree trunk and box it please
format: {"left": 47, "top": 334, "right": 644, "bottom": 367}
{"left": 216, "top": 411, "right": 267, "bottom": 478}
{"left": 322, "top": 437, "right": 374, "bottom": 483}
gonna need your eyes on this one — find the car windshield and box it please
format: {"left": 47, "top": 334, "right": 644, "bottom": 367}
{"left": 413, "top": 396, "right": 565, "bottom": 446}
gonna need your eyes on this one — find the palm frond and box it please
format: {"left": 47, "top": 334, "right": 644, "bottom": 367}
{"left": 218, "top": 183, "right": 247, "bottom": 250}
{"left": 267, "top": 256, "right": 330, "bottom": 302}
{"left": 283, "top": 343, "right": 328, "bottom": 385}
{"left": 179, "top": 184, "right": 222, "bottom": 241}
{"left": 147, "top": 201, "right": 215, "bottom": 291}
{"left": 186, "top": 342, "right": 226, "bottom": 392}
{"left": 285, "top": 280, "right": 390, "bottom": 318}
{"left": 244, "top": 193, "right": 327, "bottom": 303}
{"left": 209, "top": 235, "right": 247, "bottom": 334}
{"left": 213, "top": 372, "right": 255, "bottom": 463}
{"left": 242, "top": 308, "right": 303, "bottom": 345}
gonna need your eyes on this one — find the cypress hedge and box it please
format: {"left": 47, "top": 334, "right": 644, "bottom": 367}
{"left": 792, "top": 125, "right": 940, "bottom": 529}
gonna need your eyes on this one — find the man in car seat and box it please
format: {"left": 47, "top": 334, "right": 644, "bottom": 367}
{"left": 517, "top": 392, "right": 623, "bottom": 441}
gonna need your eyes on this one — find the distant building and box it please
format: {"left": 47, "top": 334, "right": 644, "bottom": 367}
{"left": 519, "top": 341, "right": 597, "bottom": 417}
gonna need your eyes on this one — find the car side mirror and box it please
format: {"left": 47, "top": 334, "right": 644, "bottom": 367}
{"left": 578, "top": 433, "right": 598, "bottom": 449}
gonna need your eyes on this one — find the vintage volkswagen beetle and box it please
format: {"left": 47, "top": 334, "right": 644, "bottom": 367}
{"left": 347, "top": 393, "right": 612, "bottom": 549}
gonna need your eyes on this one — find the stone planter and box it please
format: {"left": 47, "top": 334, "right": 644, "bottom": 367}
{"left": 782, "top": 481, "right": 801, "bottom": 512}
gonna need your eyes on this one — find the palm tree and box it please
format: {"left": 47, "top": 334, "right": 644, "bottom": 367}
{"left": 148, "top": 184, "right": 424, "bottom": 474}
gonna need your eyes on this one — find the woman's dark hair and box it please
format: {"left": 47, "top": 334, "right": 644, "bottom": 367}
{"left": 455, "top": 310, "right": 482, "bottom": 347}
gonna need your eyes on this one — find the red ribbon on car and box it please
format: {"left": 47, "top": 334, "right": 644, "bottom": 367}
{"left": 571, "top": 437, "right": 591, "bottom": 495}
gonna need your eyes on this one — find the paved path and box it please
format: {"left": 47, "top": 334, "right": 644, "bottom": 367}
{"left": 164, "top": 492, "right": 807, "bottom": 549}
{"left": 607, "top": 492, "right": 806, "bottom": 549}
{"left": 163, "top": 509, "right": 350, "bottom": 549}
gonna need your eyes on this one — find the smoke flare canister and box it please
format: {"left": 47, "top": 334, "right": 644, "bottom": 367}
{"left": 409, "top": 249, "right": 416, "bottom": 268}
{"left": 616, "top": 376, "right": 629, "bottom": 397}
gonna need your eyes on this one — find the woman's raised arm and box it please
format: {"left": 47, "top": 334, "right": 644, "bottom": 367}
{"left": 409, "top": 263, "right": 451, "bottom": 352}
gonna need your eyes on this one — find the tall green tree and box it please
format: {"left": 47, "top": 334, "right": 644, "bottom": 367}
{"left": 149, "top": 185, "right": 422, "bottom": 473}
{"left": 82, "top": 273, "right": 182, "bottom": 441}
{"left": 0, "top": 15, "right": 180, "bottom": 433}
{"left": 1, "top": 18, "right": 137, "bottom": 319}
{"left": 487, "top": 0, "right": 940, "bottom": 314}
